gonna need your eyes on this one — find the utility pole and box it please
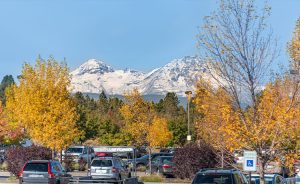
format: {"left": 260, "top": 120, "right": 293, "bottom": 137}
{"left": 185, "top": 91, "right": 192, "bottom": 142}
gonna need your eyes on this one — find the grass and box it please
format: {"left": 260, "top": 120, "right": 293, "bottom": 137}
{"left": 7, "top": 175, "right": 17, "bottom": 181}
{"left": 139, "top": 175, "right": 164, "bottom": 183}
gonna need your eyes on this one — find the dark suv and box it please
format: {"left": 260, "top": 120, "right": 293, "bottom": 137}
{"left": 129, "top": 152, "right": 172, "bottom": 168}
{"left": 192, "top": 168, "right": 248, "bottom": 184}
{"left": 19, "top": 160, "right": 71, "bottom": 184}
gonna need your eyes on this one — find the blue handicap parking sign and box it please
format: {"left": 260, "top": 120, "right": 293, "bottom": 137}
{"left": 246, "top": 160, "right": 254, "bottom": 167}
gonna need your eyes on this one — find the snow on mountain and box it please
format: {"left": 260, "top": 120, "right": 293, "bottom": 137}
{"left": 70, "top": 56, "right": 207, "bottom": 96}
{"left": 140, "top": 56, "right": 204, "bottom": 96}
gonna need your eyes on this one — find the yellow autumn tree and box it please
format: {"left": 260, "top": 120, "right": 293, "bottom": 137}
{"left": 194, "top": 76, "right": 300, "bottom": 175}
{"left": 194, "top": 79, "right": 240, "bottom": 167}
{"left": 147, "top": 116, "right": 172, "bottom": 148}
{"left": 288, "top": 18, "right": 300, "bottom": 68}
{"left": 0, "top": 103, "right": 24, "bottom": 144}
{"left": 120, "top": 88, "right": 155, "bottom": 146}
{"left": 5, "top": 57, "right": 80, "bottom": 153}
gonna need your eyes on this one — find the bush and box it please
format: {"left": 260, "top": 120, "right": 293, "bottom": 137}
{"left": 6, "top": 145, "right": 52, "bottom": 176}
{"left": 72, "top": 163, "right": 80, "bottom": 171}
{"left": 173, "top": 142, "right": 217, "bottom": 179}
{"left": 139, "top": 175, "right": 163, "bottom": 182}
{"left": 78, "top": 158, "right": 87, "bottom": 171}
{"left": 0, "top": 161, "right": 8, "bottom": 171}
{"left": 62, "top": 155, "right": 74, "bottom": 172}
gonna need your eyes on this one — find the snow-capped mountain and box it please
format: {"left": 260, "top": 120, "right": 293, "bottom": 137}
{"left": 70, "top": 56, "right": 206, "bottom": 96}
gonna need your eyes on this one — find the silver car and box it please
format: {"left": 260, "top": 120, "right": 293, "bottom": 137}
{"left": 89, "top": 157, "right": 131, "bottom": 181}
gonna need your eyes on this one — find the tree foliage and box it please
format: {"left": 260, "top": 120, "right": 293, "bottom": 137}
{"left": 5, "top": 57, "right": 80, "bottom": 151}
{"left": 288, "top": 18, "right": 300, "bottom": 66}
{"left": 173, "top": 143, "right": 217, "bottom": 179}
{"left": 147, "top": 116, "right": 172, "bottom": 147}
{"left": 0, "top": 103, "right": 23, "bottom": 144}
{"left": 194, "top": 76, "right": 300, "bottom": 176}
{"left": 120, "top": 89, "right": 155, "bottom": 147}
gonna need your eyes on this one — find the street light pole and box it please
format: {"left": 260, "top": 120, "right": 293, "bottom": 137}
{"left": 185, "top": 91, "right": 192, "bottom": 142}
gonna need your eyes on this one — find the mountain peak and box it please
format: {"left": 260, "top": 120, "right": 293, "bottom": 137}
{"left": 73, "top": 59, "right": 114, "bottom": 75}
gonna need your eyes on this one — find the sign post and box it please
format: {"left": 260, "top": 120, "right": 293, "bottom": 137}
{"left": 243, "top": 151, "right": 257, "bottom": 184}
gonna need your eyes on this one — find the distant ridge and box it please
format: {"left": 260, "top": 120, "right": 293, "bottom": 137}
{"left": 70, "top": 56, "right": 207, "bottom": 97}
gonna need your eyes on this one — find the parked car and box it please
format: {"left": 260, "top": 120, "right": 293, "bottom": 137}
{"left": 18, "top": 160, "right": 71, "bottom": 184}
{"left": 128, "top": 152, "right": 172, "bottom": 168}
{"left": 246, "top": 174, "right": 283, "bottom": 184}
{"left": 148, "top": 156, "right": 174, "bottom": 177}
{"left": 192, "top": 168, "right": 248, "bottom": 184}
{"left": 64, "top": 145, "right": 95, "bottom": 163}
{"left": 89, "top": 156, "right": 131, "bottom": 181}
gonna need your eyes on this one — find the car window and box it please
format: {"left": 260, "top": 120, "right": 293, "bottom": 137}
{"left": 121, "top": 160, "right": 127, "bottom": 167}
{"left": 66, "top": 148, "right": 83, "bottom": 154}
{"left": 91, "top": 160, "right": 112, "bottom": 167}
{"left": 83, "top": 148, "right": 87, "bottom": 154}
{"left": 90, "top": 148, "right": 94, "bottom": 153}
{"left": 265, "top": 177, "right": 273, "bottom": 184}
{"left": 193, "top": 173, "right": 233, "bottom": 184}
{"left": 24, "top": 163, "right": 48, "bottom": 172}
{"left": 51, "top": 162, "right": 61, "bottom": 173}
{"left": 114, "top": 159, "right": 122, "bottom": 168}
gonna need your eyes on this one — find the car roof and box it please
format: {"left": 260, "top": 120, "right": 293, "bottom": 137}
{"left": 68, "top": 146, "right": 85, "bottom": 148}
{"left": 93, "top": 157, "right": 115, "bottom": 160}
{"left": 27, "top": 160, "right": 52, "bottom": 163}
{"left": 159, "top": 156, "right": 173, "bottom": 158}
{"left": 250, "top": 174, "right": 279, "bottom": 177}
{"left": 198, "top": 168, "right": 240, "bottom": 174}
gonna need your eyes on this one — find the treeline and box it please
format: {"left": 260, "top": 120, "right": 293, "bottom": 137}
{"left": 73, "top": 90, "right": 193, "bottom": 146}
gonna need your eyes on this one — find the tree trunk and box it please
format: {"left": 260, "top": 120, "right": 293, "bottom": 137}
{"left": 60, "top": 150, "right": 63, "bottom": 163}
{"left": 52, "top": 149, "right": 55, "bottom": 160}
{"left": 258, "top": 158, "right": 265, "bottom": 184}
{"left": 148, "top": 147, "right": 152, "bottom": 174}
{"left": 221, "top": 149, "right": 224, "bottom": 168}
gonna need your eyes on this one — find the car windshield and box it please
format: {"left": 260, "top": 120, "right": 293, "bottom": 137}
{"left": 66, "top": 148, "right": 83, "bottom": 153}
{"left": 193, "top": 173, "right": 233, "bottom": 184}
{"left": 24, "top": 163, "right": 48, "bottom": 172}
{"left": 91, "top": 160, "right": 113, "bottom": 167}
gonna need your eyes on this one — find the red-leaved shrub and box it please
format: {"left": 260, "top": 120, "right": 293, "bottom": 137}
{"left": 173, "top": 142, "right": 217, "bottom": 179}
{"left": 6, "top": 145, "right": 51, "bottom": 176}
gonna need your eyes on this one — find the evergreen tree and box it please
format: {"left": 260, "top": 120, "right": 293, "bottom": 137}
{"left": 0, "top": 75, "right": 15, "bottom": 105}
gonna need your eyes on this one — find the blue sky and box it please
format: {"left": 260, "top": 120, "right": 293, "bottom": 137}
{"left": 0, "top": 0, "right": 299, "bottom": 80}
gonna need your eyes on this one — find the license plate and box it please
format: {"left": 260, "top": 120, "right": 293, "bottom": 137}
{"left": 96, "top": 170, "right": 107, "bottom": 174}
{"left": 28, "top": 174, "right": 44, "bottom": 178}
